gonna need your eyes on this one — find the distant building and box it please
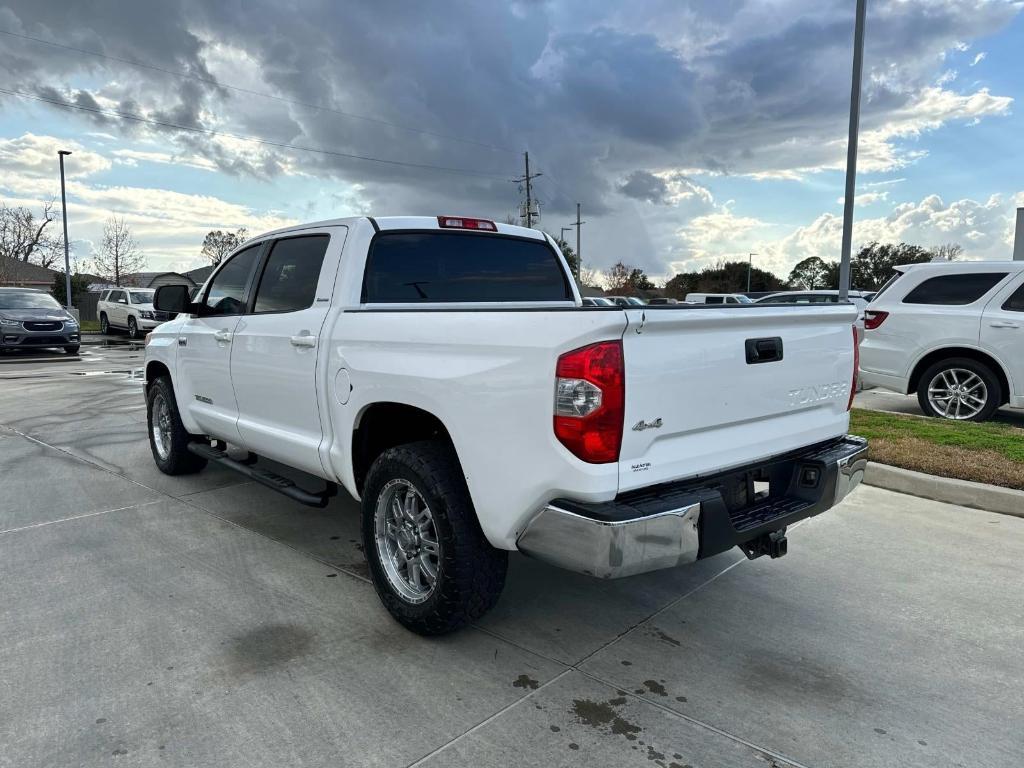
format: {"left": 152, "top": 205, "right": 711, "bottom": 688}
{"left": 122, "top": 271, "right": 197, "bottom": 290}
{"left": 0, "top": 256, "right": 58, "bottom": 289}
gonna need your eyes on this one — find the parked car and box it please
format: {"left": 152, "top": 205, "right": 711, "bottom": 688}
{"left": 859, "top": 261, "right": 1024, "bottom": 421}
{"left": 144, "top": 215, "right": 866, "bottom": 634}
{"left": 685, "top": 292, "right": 753, "bottom": 305}
{"left": 581, "top": 297, "right": 615, "bottom": 307}
{"left": 605, "top": 295, "right": 646, "bottom": 307}
{"left": 647, "top": 297, "right": 679, "bottom": 305}
{"left": 97, "top": 287, "right": 175, "bottom": 339}
{"left": 0, "top": 288, "right": 80, "bottom": 354}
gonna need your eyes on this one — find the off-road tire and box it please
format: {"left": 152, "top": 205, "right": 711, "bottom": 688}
{"left": 916, "top": 357, "right": 1001, "bottom": 422}
{"left": 99, "top": 313, "right": 109, "bottom": 334}
{"left": 361, "top": 440, "right": 507, "bottom": 635}
{"left": 147, "top": 376, "right": 208, "bottom": 475}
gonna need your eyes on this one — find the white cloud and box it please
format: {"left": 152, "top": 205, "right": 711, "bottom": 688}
{"left": 0, "top": 133, "right": 110, "bottom": 180}
{"left": 970, "top": 51, "right": 987, "bottom": 66}
{"left": 837, "top": 192, "right": 889, "bottom": 207}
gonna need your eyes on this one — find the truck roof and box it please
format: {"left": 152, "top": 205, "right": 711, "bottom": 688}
{"left": 896, "top": 260, "right": 1024, "bottom": 273}
{"left": 253, "top": 216, "right": 547, "bottom": 243}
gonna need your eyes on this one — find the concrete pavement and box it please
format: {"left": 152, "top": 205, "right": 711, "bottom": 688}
{"left": 2, "top": 346, "right": 1022, "bottom": 768}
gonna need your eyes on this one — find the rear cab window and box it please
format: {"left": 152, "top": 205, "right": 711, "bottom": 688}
{"left": 902, "top": 273, "right": 1008, "bottom": 306}
{"left": 362, "top": 232, "right": 572, "bottom": 303}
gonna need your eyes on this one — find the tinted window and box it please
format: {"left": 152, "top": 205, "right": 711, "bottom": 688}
{"left": 363, "top": 233, "right": 570, "bottom": 303}
{"left": 1003, "top": 282, "right": 1024, "bottom": 312}
{"left": 204, "top": 245, "right": 261, "bottom": 315}
{"left": 705, "top": 296, "right": 724, "bottom": 304}
{"left": 0, "top": 290, "right": 62, "bottom": 310}
{"left": 253, "top": 235, "right": 330, "bottom": 313}
{"left": 111, "top": 290, "right": 126, "bottom": 304}
{"left": 903, "top": 273, "right": 1008, "bottom": 305}
{"left": 129, "top": 291, "right": 154, "bottom": 304}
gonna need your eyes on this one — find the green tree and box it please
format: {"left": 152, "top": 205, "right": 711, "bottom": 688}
{"left": 788, "top": 256, "right": 831, "bottom": 290}
{"left": 663, "top": 273, "right": 694, "bottom": 300}
{"left": 629, "top": 268, "right": 654, "bottom": 290}
{"left": 51, "top": 271, "right": 90, "bottom": 307}
{"left": 851, "top": 242, "right": 932, "bottom": 289}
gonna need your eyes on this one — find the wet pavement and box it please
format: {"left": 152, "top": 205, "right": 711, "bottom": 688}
{"left": 2, "top": 345, "right": 1022, "bottom": 767}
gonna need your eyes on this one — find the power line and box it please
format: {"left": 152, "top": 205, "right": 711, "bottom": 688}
{"left": 0, "top": 87, "right": 513, "bottom": 179}
{"left": 0, "top": 27, "right": 517, "bottom": 154}
{"left": 511, "top": 151, "right": 542, "bottom": 228}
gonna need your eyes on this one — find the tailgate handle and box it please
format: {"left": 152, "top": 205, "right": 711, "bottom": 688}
{"left": 745, "top": 337, "right": 783, "bottom": 364}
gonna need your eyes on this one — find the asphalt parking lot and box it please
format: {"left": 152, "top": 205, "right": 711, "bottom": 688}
{"left": 2, "top": 343, "right": 1023, "bottom": 768}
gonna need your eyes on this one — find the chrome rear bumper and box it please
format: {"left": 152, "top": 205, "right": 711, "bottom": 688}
{"left": 517, "top": 435, "right": 868, "bottom": 579}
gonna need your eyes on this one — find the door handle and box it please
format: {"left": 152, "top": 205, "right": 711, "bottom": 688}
{"left": 290, "top": 333, "right": 317, "bottom": 348}
{"left": 214, "top": 330, "right": 233, "bottom": 343}
{"left": 989, "top": 321, "right": 1020, "bottom": 328}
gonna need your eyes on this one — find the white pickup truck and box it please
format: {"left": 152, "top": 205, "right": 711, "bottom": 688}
{"left": 145, "top": 216, "right": 867, "bottom": 634}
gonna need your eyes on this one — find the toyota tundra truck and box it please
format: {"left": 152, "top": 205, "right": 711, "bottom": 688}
{"left": 145, "top": 216, "right": 867, "bottom": 634}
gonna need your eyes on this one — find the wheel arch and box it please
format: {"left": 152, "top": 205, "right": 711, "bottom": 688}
{"left": 145, "top": 360, "right": 171, "bottom": 393}
{"left": 908, "top": 346, "right": 1011, "bottom": 405}
{"left": 351, "top": 402, "right": 464, "bottom": 496}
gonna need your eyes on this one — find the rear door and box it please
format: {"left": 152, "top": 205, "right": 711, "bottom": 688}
{"left": 109, "top": 290, "right": 128, "bottom": 326}
{"left": 230, "top": 228, "right": 345, "bottom": 475}
{"left": 176, "top": 243, "right": 263, "bottom": 442}
{"left": 618, "top": 305, "right": 857, "bottom": 491}
{"left": 980, "top": 274, "right": 1024, "bottom": 401}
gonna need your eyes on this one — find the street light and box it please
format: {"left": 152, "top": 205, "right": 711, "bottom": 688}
{"left": 560, "top": 226, "right": 572, "bottom": 244}
{"left": 747, "top": 252, "right": 758, "bottom": 293}
{"left": 57, "top": 150, "right": 72, "bottom": 312}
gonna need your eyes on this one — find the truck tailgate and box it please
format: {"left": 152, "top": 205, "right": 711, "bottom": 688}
{"left": 619, "top": 305, "right": 857, "bottom": 492}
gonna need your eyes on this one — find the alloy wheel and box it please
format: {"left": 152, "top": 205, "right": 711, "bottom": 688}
{"left": 374, "top": 479, "right": 440, "bottom": 603}
{"left": 927, "top": 368, "right": 988, "bottom": 420}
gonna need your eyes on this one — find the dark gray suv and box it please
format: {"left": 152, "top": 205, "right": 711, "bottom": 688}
{"left": 0, "top": 288, "right": 81, "bottom": 355}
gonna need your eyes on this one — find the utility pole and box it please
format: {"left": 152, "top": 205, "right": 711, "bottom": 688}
{"left": 838, "top": 0, "right": 867, "bottom": 301}
{"left": 747, "top": 252, "right": 758, "bottom": 293}
{"left": 512, "top": 151, "right": 542, "bottom": 228}
{"left": 58, "top": 150, "right": 73, "bottom": 312}
{"left": 573, "top": 203, "right": 585, "bottom": 276}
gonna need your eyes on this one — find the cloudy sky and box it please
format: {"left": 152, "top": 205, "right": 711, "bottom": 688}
{"left": 0, "top": 0, "right": 1022, "bottom": 281}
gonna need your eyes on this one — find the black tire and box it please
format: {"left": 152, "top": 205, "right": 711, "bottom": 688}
{"left": 99, "top": 313, "right": 109, "bottom": 334}
{"left": 916, "top": 357, "right": 1002, "bottom": 422}
{"left": 146, "top": 376, "right": 208, "bottom": 475}
{"left": 64, "top": 345, "right": 80, "bottom": 355}
{"left": 128, "top": 316, "right": 139, "bottom": 340}
{"left": 361, "top": 440, "right": 507, "bottom": 635}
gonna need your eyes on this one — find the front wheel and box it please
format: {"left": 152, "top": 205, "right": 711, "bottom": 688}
{"left": 64, "top": 345, "right": 80, "bottom": 355}
{"left": 128, "top": 316, "right": 139, "bottom": 340}
{"left": 99, "top": 313, "right": 109, "bottom": 334}
{"left": 917, "top": 357, "right": 1001, "bottom": 422}
{"left": 146, "top": 376, "right": 208, "bottom": 475}
{"left": 361, "top": 441, "right": 507, "bottom": 635}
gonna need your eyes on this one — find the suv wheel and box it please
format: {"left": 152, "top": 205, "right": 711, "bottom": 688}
{"left": 146, "top": 376, "right": 208, "bottom": 475}
{"left": 361, "top": 440, "right": 507, "bottom": 635}
{"left": 917, "top": 357, "right": 1001, "bottom": 422}
{"left": 128, "top": 316, "right": 139, "bottom": 340}
{"left": 99, "top": 313, "right": 109, "bottom": 334}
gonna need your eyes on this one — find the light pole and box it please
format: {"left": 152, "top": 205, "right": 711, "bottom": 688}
{"left": 746, "top": 252, "right": 758, "bottom": 293}
{"left": 57, "top": 150, "right": 73, "bottom": 311}
{"left": 560, "top": 226, "right": 571, "bottom": 244}
{"left": 838, "top": 0, "right": 867, "bottom": 301}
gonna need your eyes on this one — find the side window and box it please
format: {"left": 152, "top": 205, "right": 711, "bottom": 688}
{"left": 705, "top": 296, "right": 724, "bottom": 305}
{"left": 112, "top": 290, "right": 126, "bottom": 304}
{"left": 903, "top": 273, "right": 1008, "bottom": 306}
{"left": 252, "top": 235, "right": 330, "bottom": 314}
{"left": 203, "top": 245, "right": 261, "bottom": 316}
{"left": 100, "top": 290, "right": 109, "bottom": 301}
{"left": 1002, "top": 282, "right": 1024, "bottom": 312}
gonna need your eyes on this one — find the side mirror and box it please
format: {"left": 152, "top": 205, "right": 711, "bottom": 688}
{"left": 154, "top": 284, "right": 194, "bottom": 314}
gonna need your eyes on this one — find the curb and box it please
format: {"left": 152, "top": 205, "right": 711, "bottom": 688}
{"left": 863, "top": 462, "right": 1024, "bottom": 519}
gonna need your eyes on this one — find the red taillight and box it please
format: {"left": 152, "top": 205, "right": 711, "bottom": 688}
{"left": 863, "top": 310, "right": 889, "bottom": 330}
{"left": 848, "top": 325, "right": 859, "bottom": 411}
{"left": 554, "top": 341, "right": 624, "bottom": 463}
{"left": 437, "top": 216, "right": 497, "bottom": 231}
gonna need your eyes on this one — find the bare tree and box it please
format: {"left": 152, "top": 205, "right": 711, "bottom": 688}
{"left": 92, "top": 216, "right": 146, "bottom": 286}
{"left": 578, "top": 263, "right": 599, "bottom": 288}
{"left": 0, "top": 199, "right": 61, "bottom": 267}
{"left": 930, "top": 243, "right": 963, "bottom": 261}
{"left": 200, "top": 227, "right": 249, "bottom": 266}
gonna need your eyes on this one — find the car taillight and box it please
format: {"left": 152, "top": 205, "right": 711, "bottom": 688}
{"left": 437, "top": 216, "right": 497, "bottom": 231}
{"left": 554, "top": 341, "right": 624, "bottom": 463}
{"left": 848, "top": 325, "right": 859, "bottom": 412}
{"left": 863, "top": 310, "right": 888, "bottom": 330}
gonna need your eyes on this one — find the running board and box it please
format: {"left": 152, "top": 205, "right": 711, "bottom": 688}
{"left": 187, "top": 443, "right": 337, "bottom": 508}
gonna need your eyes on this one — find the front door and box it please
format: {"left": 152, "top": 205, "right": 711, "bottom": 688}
{"left": 980, "top": 273, "right": 1024, "bottom": 403}
{"left": 230, "top": 229, "right": 344, "bottom": 476}
{"left": 176, "top": 243, "right": 263, "bottom": 442}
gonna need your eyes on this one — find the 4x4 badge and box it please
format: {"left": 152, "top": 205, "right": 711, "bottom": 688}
{"left": 632, "top": 418, "right": 663, "bottom": 432}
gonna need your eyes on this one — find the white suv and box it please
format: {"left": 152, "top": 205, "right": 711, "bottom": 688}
{"left": 98, "top": 288, "right": 174, "bottom": 339}
{"left": 859, "top": 261, "right": 1024, "bottom": 421}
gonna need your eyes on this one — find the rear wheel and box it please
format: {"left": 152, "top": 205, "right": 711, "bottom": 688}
{"left": 128, "top": 316, "right": 139, "bottom": 340}
{"left": 361, "top": 440, "right": 507, "bottom": 635}
{"left": 147, "top": 376, "right": 207, "bottom": 474}
{"left": 99, "top": 313, "right": 109, "bottom": 334}
{"left": 917, "top": 357, "right": 1001, "bottom": 422}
